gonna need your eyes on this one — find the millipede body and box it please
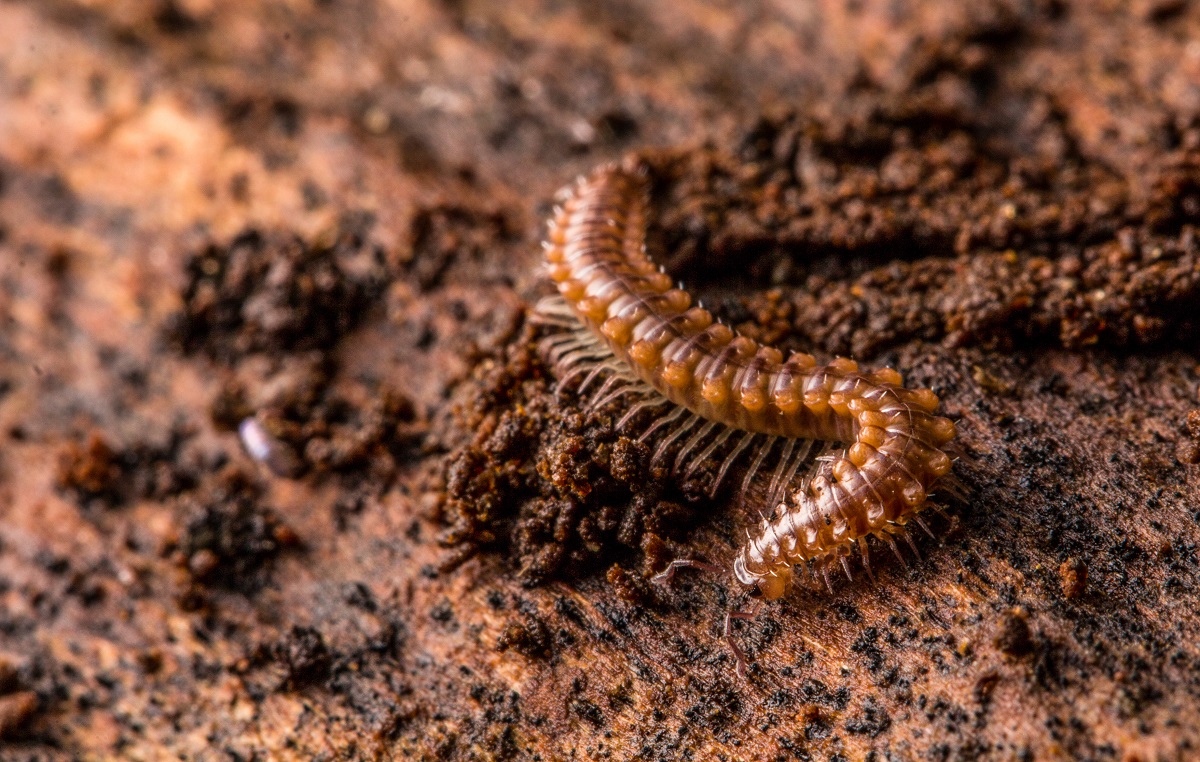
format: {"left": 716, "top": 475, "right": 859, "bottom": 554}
{"left": 537, "top": 159, "right": 959, "bottom": 672}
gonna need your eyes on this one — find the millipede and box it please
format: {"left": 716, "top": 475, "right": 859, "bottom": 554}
{"left": 534, "top": 158, "right": 960, "bottom": 677}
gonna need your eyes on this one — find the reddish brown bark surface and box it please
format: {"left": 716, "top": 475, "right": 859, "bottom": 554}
{"left": 1, "top": 1, "right": 1199, "bottom": 759}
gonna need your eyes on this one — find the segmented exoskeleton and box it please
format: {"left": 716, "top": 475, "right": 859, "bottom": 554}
{"left": 535, "top": 159, "right": 959, "bottom": 676}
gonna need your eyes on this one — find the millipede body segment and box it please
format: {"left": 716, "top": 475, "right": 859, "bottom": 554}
{"left": 538, "top": 160, "right": 958, "bottom": 640}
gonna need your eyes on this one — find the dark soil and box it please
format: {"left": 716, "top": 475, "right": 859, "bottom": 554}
{"left": 1, "top": 1, "right": 1198, "bottom": 760}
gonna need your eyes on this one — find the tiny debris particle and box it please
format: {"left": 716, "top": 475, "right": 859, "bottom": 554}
{"left": 238, "top": 417, "right": 274, "bottom": 462}
{"left": 641, "top": 533, "right": 669, "bottom": 576}
{"left": 178, "top": 468, "right": 289, "bottom": 593}
{"left": 430, "top": 599, "right": 455, "bottom": 625}
{"left": 210, "top": 382, "right": 251, "bottom": 430}
{"left": 169, "top": 229, "right": 387, "bottom": 360}
{"left": 1059, "top": 557, "right": 1088, "bottom": 600}
{"left": 187, "top": 548, "right": 220, "bottom": 580}
{"left": 136, "top": 649, "right": 164, "bottom": 675}
{"left": 362, "top": 105, "right": 391, "bottom": 134}
{"left": 0, "top": 663, "right": 15, "bottom": 696}
{"left": 279, "top": 626, "right": 331, "bottom": 689}
{"left": 238, "top": 417, "right": 303, "bottom": 478}
{"left": 496, "top": 615, "right": 551, "bottom": 659}
{"left": 1177, "top": 441, "right": 1200, "bottom": 466}
{"left": 605, "top": 563, "right": 646, "bottom": 605}
{"left": 971, "top": 365, "right": 1015, "bottom": 396}
{"left": 57, "top": 432, "right": 121, "bottom": 498}
{"left": 177, "top": 584, "right": 208, "bottom": 612}
{"left": 0, "top": 691, "right": 38, "bottom": 739}
{"left": 272, "top": 524, "right": 301, "bottom": 548}
{"left": 993, "top": 608, "right": 1034, "bottom": 657}
{"left": 1157, "top": 539, "right": 1173, "bottom": 560}
{"left": 974, "top": 671, "right": 1000, "bottom": 705}
{"left": 571, "top": 698, "right": 605, "bottom": 727}
{"left": 1177, "top": 410, "right": 1200, "bottom": 464}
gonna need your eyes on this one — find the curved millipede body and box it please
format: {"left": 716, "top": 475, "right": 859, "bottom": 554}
{"left": 536, "top": 159, "right": 959, "bottom": 673}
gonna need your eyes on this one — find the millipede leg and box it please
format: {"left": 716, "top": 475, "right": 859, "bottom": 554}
{"left": 858, "top": 538, "right": 876, "bottom": 584}
{"left": 710, "top": 432, "right": 756, "bottom": 497}
{"left": 652, "top": 558, "right": 721, "bottom": 585}
{"left": 914, "top": 516, "right": 936, "bottom": 539}
{"left": 674, "top": 420, "right": 718, "bottom": 473}
{"left": 652, "top": 414, "right": 701, "bottom": 465}
{"left": 769, "top": 439, "right": 813, "bottom": 511}
{"left": 766, "top": 439, "right": 813, "bottom": 511}
{"left": 586, "top": 374, "right": 625, "bottom": 408}
{"left": 547, "top": 343, "right": 596, "bottom": 369}
{"left": 903, "top": 531, "right": 923, "bottom": 561}
{"left": 740, "top": 436, "right": 779, "bottom": 510}
{"left": 820, "top": 564, "right": 835, "bottom": 594}
{"left": 534, "top": 317, "right": 579, "bottom": 331}
{"left": 531, "top": 295, "right": 575, "bottom": 321}
{"left": 765, "top": 439, "right": 796, "bottom": 511}
{"left": 539, "top": 335, "right": 585, "bottom": 355}
{"left": 555, "top": 357, "right": 607, "bottom": 390}
{"left": 590, "top": 382, "right": 644, "bottom": 412}
{"left": 541, "top": 325, "right": 588, "bottom": 345}
{"left": 549, "top": 338, "right": 604, "bottom": 365}
{"left": 535, "top": 318, "right": 578, "bottom": 332}
{"left": 723, "top": 602, "right": 761, "bottom": 680}
{"left": 616, "top": 396, "right": 670, "bottom": 430}
{"left": 937, "top": 474, "right": 969, "bottom": 501}
{"left": 577, "top": 361, "right": 616, "bottom": 395}
{"left": 684, "top": 427, "right": 733, "bottom": 479}
{"left": 637, "top": 406, "right": 686, "bottom": 443}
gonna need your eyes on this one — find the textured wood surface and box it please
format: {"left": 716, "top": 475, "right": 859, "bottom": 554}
{"left": 1, "top": 1, "right": 1199, "bottom": 759}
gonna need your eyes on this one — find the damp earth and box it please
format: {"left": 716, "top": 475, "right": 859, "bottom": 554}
{"left": 1, "top": 1, "right": 1198, "bottom": 760}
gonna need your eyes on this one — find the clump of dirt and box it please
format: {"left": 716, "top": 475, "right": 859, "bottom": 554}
{"left": 0, "top": 655, "right": 39, "bottom": 741}
{"left": 1181, "top": 409, "right": 1200, "bottom": 465}
{"left": 993, "top": 607, "right": 1035, "bottom": 657}
{"left": 0, "top": 691, "right": 38, "bottom": 740}
{"left": 231, "top": 593, "right": 410, "bottom": 703}
{"left": 496, "top": 613, "right": 552, "bottom": 659}
{"left": 175, "top": 467, "right": 298, "bottom": 594}
{"left": 438, "top": 325, "right": 700, "bottom": 585}
{"left": 56, "top": 428, "right": 199, "bottom": 508}
{"left": 56, "top": 433, "right": 121, "bottom": 503}
{"left": 170, "top": 225, "right": 428, "bottom": 487}
{"left": 406, "top": 204, "right": 521, "bottom": 290}
{"left": 275, "top": 626, "right": 332, "bottom": 690}
{"left": 212, "top": 355, "right": 424, "bottom": 481}
{"left": 643, "top": 113, "right": 1200, "bottom": 357}
{"left": 1058, "top": 557, "right": 1088, "bottom": 600}
{"left": 167, "top": 229, "right": 390, "bottom": 360}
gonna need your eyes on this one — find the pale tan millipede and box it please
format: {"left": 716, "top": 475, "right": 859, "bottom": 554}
{"left": 535, "top": 159, "right": 959, "bottom": 677}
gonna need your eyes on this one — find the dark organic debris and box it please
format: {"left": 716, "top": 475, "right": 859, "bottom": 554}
{"left": 994, "top": 608, "right": 1035, "bottom": 657}
{"left": 177, "top": 467, "right": 298, "bottom": 594}
{"left": 167, "top": 229, "right": 390, "bottom": 360}
{"left": 437, "top": 326, "right": 703, "bottom": 585}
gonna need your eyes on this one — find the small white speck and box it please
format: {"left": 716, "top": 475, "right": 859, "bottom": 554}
{"left": 238, "top": 418, "right": 273, "bottom": 462}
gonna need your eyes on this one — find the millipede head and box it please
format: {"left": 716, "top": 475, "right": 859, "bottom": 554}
{"left": 757, "top": 572, "right": 788, "bottom": 601}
